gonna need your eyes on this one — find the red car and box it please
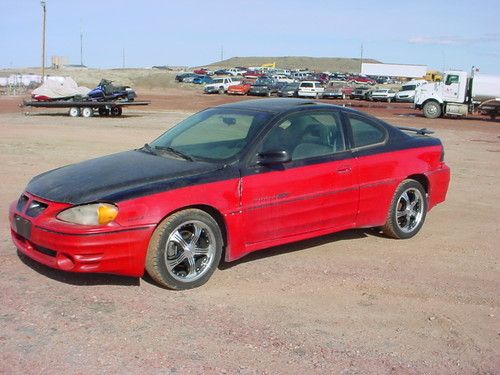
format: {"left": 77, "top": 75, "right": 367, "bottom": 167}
{"left": 227, "top": 79, "right": 255, "bottom": 95}
{"left": 10, "top": 99, "right": 450, "bottom": 290}
{"left": 243, "top": 70, "right": 265, "bottom": 79}
{"left": 193, "top": 68, "right": 210, "bottom": 75}
{"left": 348, "top": 76, "right": 377, "bottom": 85}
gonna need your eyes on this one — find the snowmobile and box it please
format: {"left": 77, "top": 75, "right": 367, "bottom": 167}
{"left": 85, "top": 79, "right": 136, "bottom": 102}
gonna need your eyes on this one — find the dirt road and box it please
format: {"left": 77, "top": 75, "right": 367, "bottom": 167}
{"left": 0, "top": 92, "right": 499, "bottom": 374}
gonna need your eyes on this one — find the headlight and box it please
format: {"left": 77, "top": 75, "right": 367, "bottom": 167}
{"left": 57, "top": 203, "right": 118, "bottom": 225}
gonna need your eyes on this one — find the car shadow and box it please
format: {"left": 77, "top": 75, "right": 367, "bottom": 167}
{"left": 219, "top": 228, "right": 380, "bottom": 270}
{"left": 24, "top": 112, "right": 143, "bottom": 118}
{"left": 16, "top": 250, "right": 140, "bottom": 286}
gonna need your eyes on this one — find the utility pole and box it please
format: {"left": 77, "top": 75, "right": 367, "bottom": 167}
{"left": 360, "top": 43, "right": 364, "bottom": 73}
{"left": 41, "top": 0, "right": 47, "bottom": 82}
{"left": 80, "top": 18, "right": 83, "bottom": 66}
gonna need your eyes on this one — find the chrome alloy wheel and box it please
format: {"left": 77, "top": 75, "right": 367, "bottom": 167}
{"left": 164, "top": 220, "right": 216, "bottom": 282}
{"left": 395, "top": 188, "right": 424, "bottom": 233}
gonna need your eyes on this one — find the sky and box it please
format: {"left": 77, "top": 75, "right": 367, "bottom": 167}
{"left": 1, "top": 0, "right": 499, "bottom": 73}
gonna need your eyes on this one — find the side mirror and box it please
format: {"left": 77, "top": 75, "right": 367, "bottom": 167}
{"left": 257, "top": 150, "right": 291, "bottom": 165}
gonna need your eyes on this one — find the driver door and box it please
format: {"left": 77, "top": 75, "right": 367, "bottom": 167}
{"left": 240, "top": 110, "right": 359, "bottom": 247}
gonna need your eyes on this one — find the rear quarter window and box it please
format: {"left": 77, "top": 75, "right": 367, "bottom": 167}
{"left": 347, "top": 115, "right": 387, "bottom": 148}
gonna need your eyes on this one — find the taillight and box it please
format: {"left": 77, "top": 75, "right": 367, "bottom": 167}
{"left": 440, "top": 145, "right": 445, "bottom": 162}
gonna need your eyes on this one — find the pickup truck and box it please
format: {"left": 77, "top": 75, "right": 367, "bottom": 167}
{"left": 226, "top": 68, "right": 247, "bottom": 76}
{"left": 204, "top": 77, "right": 241, "bottom": 94}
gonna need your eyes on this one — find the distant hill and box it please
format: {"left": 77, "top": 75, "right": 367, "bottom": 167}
{"left": 200, "top": 56, "right": 381, "bottom": 73}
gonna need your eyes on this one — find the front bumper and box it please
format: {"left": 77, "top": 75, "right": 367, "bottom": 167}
{"left": 204, "top": 87, "right": 221, "bottom": 94}
{"left": 249, "top": 88, "right": 271, "bottom": 96}
{"left": 9, "top": 193, "right": 155, "bottom": 277}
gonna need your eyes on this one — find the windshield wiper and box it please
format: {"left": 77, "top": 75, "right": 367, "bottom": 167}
{"left": 154, "top": 146, "right": 195, "bottom": 161}
{"left": 139, "top": 143, "right": 157, "bottom": 155}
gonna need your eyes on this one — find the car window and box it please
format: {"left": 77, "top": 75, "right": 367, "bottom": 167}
{"left": 260, "top": 111, "right": 345, "bottom": 161}
{"left": 347, "top": 115, "right": 386, "bottom": 148}
{"left": 445, "top": 75, "right": 459, "bottom": 85}
{"left": 301, "top": 82, "right": 313, "bottom": 88}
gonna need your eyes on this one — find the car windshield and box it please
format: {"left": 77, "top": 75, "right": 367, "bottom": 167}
{"left": 283, "top": 84, "right": 299, "bottom": 89}
{"left": 149, "top": 108, "right": 273, "bottom": 162}
{"left": 211, "top": 78, "right": 224, "bottom": 84}
{"left": 255, "top": 78, "right": 271, "bottom": 85}
{"left": 401, "top": 85, "right": 416, "bottom": 91}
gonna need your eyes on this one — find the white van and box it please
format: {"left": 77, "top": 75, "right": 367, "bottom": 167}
{"left": 291, "top": 71, "right": 311, "bottom": 80}
{"left": 297, "top": 81, "right": 324, "bottom": 98}
{"left": 394, "top": 79, "right": 427, "bottom": 102}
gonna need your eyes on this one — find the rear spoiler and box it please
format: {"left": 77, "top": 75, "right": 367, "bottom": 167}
{"left": 397, "top": 126, "right": 434, "bottom": 135}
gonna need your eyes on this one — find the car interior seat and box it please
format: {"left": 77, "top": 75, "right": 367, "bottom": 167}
{"left": 292, "top": 123, "right": 333, "bottom": 160}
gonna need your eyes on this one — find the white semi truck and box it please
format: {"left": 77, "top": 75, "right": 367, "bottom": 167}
{"left": 414, "top": 70, "right": 500, "bottom": 119}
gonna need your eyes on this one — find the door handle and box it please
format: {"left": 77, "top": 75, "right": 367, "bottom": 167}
{"left": 336, "top": 166, "right": 352, "bottom": 174}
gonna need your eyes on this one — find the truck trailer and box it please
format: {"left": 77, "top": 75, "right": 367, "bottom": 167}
{"left": 414, "top": 70, "right": 500, "bottom": 119}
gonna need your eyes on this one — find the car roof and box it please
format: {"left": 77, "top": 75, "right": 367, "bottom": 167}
{"left": 215, "top": 98, "right": 347, "bottom": 114}
{"left": 213, "top": 98, "right": 390, "bottom": 126}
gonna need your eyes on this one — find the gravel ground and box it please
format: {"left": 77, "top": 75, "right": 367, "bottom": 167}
{"left": 0, "top": 92, "right": 499, "bottom": 374}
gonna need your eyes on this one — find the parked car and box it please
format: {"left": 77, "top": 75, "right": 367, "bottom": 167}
{"left": 175, "top": 73, "right": 197, "bottom": 82}
{"left": 291, "top": 71, "right": 312, "bottom": 81}
{"left": 182, "top": 75, "right": 199, "bottom": 83}
{"left": 310, "top": 73, "right": 329, "bottom": 84}
{"left": 243, "top": 70, "right": 266, "bottom": 79}
{"left": 297, "top": 81, "right": 324, "bottom": 98}
{"left": 348, "top": 76, "right": 377, "bottom": 85}
{"left": 9, "top": 99, "right": 450, "bottom": 290}
{"left": 226, "top": 68, "right": 247, "bottom": 76}
{"left": 193, "top": 68, "right": 213, "bottom": 75}
{"left": 322, "top": 83, "right": 352, "bottom": 99}
{"left": 369, "top": 89, "right": 397, "bottom": 102}
{"left": 271, "top": 74, "right": 295, "bottom": 83}
{"left": 192, "top": 75, "right": 214, "bottom": 85}
{"left": 277, "top": 82, "right": 300, "bottom": 97}
{"left": 248, "top": 77, "right": 280, "bottom": 96}
{"left": 394, "top": 80, "right": 427, "bottom": 102}
{"left": 204, "top": 77, "right": 240, "bottom": 94}
{"left": 227, "top": 79, "right": 255, "bottom": 95}
{"left": 329, "top": 72, "right": 348, "bottom": 81}
{"left": 214, "top": 69, "right": 230, "bottom": 76}
{"left": 351, "top": 86, "right": 372, "bottom": 100}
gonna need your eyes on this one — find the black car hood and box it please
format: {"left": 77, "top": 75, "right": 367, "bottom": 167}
{"left": 26, "top": 150, "right": 233, "bottom": 204}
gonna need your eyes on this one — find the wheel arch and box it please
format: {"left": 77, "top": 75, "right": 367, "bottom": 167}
{"left": 162, "top": 204, "right": 228, "bottom": 258}
{"left": 406, "top": 173, "right": 429, "bottom": 194}
{"left": 422, "top": 97, "right": 443, "bottom": 107}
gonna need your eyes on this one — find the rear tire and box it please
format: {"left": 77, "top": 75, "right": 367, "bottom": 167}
{"left": 145, "top": 209, "right": 223, "bottom": 290}
{"left": 382, "top": 179, "right": 427, "bottom": 239}
{"left": 81, "top": 107, "right": 93, "bottom": 118}
{"left": 423, "top": 101, "right": 442, "bottom": 119}
{"left": 218, "top": 87, "right": 224, "bottom": 95}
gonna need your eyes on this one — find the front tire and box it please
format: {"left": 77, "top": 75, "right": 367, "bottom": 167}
{"left": 110, "top": 106, "right": 122, "bottom": 116}
{"left": 423, "top": 101, "right": 442, "bottom": 119}
{"left": 145, "top": 209, "right": 223, "bottom": 290}
{"left": 382, "top": 179, "right": 427, "bottom": 239}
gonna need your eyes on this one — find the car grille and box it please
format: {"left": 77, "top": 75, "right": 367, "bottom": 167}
{"left": 26, "top": 200, "right": 48, "bottom": 218}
